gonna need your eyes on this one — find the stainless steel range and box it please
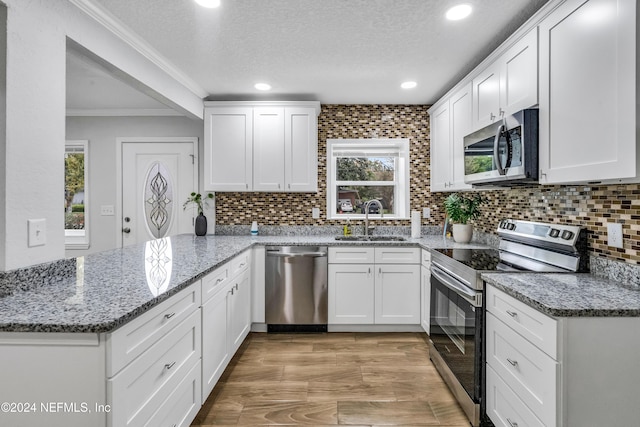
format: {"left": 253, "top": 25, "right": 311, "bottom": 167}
{"left": 429, "top": 219, "right": 587, "bottom": 427}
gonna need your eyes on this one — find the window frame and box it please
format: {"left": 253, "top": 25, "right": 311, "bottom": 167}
{"left": 326, "top": 138, "right": 410, "bottom": 220}
{"left": 65, "top": 140, "right": 89, "bottom": 250}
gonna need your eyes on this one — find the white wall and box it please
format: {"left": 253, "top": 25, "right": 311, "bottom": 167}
{"left": 0, "top": 0, "right": 203, "bottom": 270}
{"left": 65, "top": 116, "right": 204, "bottom": 256}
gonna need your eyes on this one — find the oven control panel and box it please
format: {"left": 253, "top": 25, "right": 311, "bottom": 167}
{"left": 497, "top": 219, "right": 582, "bottom": 247}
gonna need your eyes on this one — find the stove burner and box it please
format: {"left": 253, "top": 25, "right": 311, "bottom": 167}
{"left": 433, "top": 248, "right": 502, "bottom": 271}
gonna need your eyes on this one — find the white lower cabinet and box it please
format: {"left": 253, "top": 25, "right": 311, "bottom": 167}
{"left": 328, "top": 247, "right": 420, "bottom": 325}
{"left": 486, "top": 284, "right": 640, "bottom": 427}
{"left": 108, "top": 309, "right": 201, "bottom": 427}
{"left": 420, "top": 249, "right": 431, "bottom": 334}
{"left": 201, "top": 251, "right": 251, "bottom": 403}
{"left": 328, "top": 264, "right": 375, "bottom": 324}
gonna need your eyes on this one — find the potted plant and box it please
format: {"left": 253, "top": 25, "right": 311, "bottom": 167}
{"left": 443, "top": 193, "right": 485, "bottom": 243}
{"left": 183, "top": 192, "right": 214, "bottom": 236}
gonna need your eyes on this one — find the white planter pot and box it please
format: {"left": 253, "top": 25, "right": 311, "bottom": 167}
{"left": 452, "top": 223, "right": 473, "bottom": 243}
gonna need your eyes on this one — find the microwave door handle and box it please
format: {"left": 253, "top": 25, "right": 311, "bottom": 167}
{"left": 493, "top": 124, "right": 506, "bottom": 175}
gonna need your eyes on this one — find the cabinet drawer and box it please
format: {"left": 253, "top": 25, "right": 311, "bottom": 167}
{"left": 230, "top": 250, "right": 251, "bottom": 277}
{"left": 421, "top": 249, "right": 431, "bottom": 267}
{"left": 374, "top": 247, "right": 420, "bottom": 264}
{"left": 486, "top": 365, "right": 546, "bottom": 427}
{"left": 329, "top": 247, "right": 375, "bottom": 264}
{"left": 108, "top": 284, "right": 201, "bottom": 376}
{"left": 145, "top": 360, "right": 201, "bottom": 427}
{"left": 108, "top": 310, "right": 201, "bottom": 427}
{"left": 201, "top": 263, "right": 230, "bottom": 304}
{"left": 486, "top": 313, "right": 557, "bottom": 426}
{"left": 486, "top": 285, "right": 558, "bottom": 358}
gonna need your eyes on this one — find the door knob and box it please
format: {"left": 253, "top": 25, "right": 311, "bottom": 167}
{"left": 122, "top": 227, "right": 131, "bottom": 233}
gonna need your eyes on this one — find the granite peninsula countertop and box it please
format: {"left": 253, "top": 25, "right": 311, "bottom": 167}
{"left": 482, "top": 272, "right": 640, "bottom": 317}
{"left": 0, "top": 233, "right": 483, "bottom": 333}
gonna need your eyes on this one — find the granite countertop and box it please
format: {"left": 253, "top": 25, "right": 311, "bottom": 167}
{"left": 482, "top": 272, "right": 640, "bottom": 317}
{"left": 0, "top": 233, "right": 486, "bottom": 333}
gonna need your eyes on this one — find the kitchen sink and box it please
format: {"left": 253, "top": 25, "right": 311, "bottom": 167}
{"left": 334, "top": 235, "right": 407, "bottom": 241}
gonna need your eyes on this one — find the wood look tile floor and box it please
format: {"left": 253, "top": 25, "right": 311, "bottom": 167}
{"left": 191, "top": 332, "right": 470, "bottom": 426}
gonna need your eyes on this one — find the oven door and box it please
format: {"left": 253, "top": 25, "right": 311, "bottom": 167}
{"left": 430, "top": 265, "right": 483, "bottom": 402}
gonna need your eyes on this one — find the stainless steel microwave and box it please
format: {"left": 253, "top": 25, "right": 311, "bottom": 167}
{"left": 463, "top": 109, "right": 538, "bottom": 186}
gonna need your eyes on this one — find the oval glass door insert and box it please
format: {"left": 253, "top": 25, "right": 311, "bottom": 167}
{"left": 144, "top": 161, "right": 174, "bottom": 238}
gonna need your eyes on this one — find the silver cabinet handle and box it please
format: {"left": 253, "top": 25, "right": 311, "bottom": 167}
{"left": 122, "top": 227, "right": 131, "bottom": 233}
{"left": 506, "top": 418, "right": 518, "bottom": 427}
{"left": 215, "top": 278, "right": 224, "bottom": 284}
{"left": 507, "top": 358, "right": 518, "bottom": 367}
{"left": 490, "top": 112, "right": 496, "bottom": 121}
{"left": 238, "top": 262, "right": 246, "bottom": 268}
{"left": 506, "top": 310, "right": 518, "bottom": 317}
{"left": 230, "top": 287, "right": 235, "bottom": 295}
{"left": 235, "top": 283, "right": 239, "bottom": 291}
{"left": 164, "top": 361, "right": 176, "bottom": 370}
{"left": 164, "top": 312, "right": 176, "bottom": 319}
{"left": 288, "top": 183, "right": 291, "bottom": 189}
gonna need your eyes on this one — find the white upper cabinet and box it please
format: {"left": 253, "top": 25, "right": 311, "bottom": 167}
{"left": 204, "top": 107, "right": 253, "bottom": 192}
{"left": 472, "top": 28, "right": 538, "bottom": 131}
{"left": 538, "top": 0, "right": 638, "bottom": 184}
{"left": 204, "top": 101, "right": 320, "bottom": 192}
{"left": 285, "top": 107, "right": 318, "bottom": 192}
{"left": 430, "top": 83, "right": 473, "bottom": 192}
{"left": 253, "top": 108, "right": 285, "bottom": 191}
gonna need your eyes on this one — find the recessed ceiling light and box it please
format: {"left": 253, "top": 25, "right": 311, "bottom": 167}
{"left": 254, "top": 83, "right": 272, "bottom": 91}
{"left": 401, "top": 81, "right": 417, "bottom": 89}
{"left": 194, "top": 0, "right": 221, "bottom": 8}
{"left": 446, "top": 4, "right": 472, "bottom": 21}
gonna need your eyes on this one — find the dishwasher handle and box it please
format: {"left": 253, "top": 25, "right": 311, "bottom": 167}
{"left": 266, "top": 251, "right": 327, "bottom": 258}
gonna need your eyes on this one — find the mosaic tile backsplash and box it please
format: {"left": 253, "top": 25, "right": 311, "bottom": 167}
{"left": 216, "top": 105, "right": 640, "bottom": 265}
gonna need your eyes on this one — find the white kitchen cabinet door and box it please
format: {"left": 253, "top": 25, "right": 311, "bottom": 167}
{"left": 430, "top": 101, "right": 451, "bottom": 192}
{"left": 449, "top": 84, "right": 474, "bottom": 191}
{"left": 285, "top": 107, "right": 318, "bottom": 192}
{"left": 472, "top": 63, "right": 501, "bottom": 130}
{"left": 538, "top": 0, "right": 638, "bottom": 184}
{"left": 374, "top": 264, "right": 421, "bottom": 324}
{"left": 429, "top": 84, "right": 473, "bottom": 192}
{"left": 204, "top": 107, "right": 253, "bottom": 191}
{"left": 201, "top": 283, "right": 231, "bottom": 403}
{"left": 472, "top": 28, "right": 538, "bottom": 132}
{"left": 253, "top": 108, "right": 285, "bottom": 191}
{"left": 500, "top": 28, "right": 538, "bottom": 117}
{"left": 230, "top": 269, "right": 251, "bottom": 353}
{"left": 421, "top": 265, "right": 430, "bottom": 335}
{"left": 328, "top": 264, "right": 375, "bottom": 324}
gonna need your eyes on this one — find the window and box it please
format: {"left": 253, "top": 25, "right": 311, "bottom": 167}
{"left": 65, "top": 140, "right": 89, "bottom": 249}
{"left": 327, "top": 139, "right": 410, "bottom": 220}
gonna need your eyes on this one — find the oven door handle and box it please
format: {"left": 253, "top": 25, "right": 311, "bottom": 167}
{"left": 431, "top": 265, "right": 481, "bottom": 307}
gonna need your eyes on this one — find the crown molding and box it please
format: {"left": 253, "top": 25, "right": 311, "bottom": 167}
{"left": 66, "top": 108, "right": 184, "bottom": 117}
{"left": 68, "top": 0, "right": 208, "bottom": 99}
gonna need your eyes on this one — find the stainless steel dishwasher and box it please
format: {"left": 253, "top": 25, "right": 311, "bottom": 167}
{"left": 265, "top": 246, "right": 328, "bottom": 332}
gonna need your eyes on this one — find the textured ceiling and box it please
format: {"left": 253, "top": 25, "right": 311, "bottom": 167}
{"left": 72, "top": 0, "right": 549, "bottom": 109}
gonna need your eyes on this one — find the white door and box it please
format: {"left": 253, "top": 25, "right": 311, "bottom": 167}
{"left": 121, "top": 139, "right": 198, "bottom": 246}
{"left": 374, "top": 264, "right": 421, "bottom": 324}
{"left": 328, "top": 264, "right": 374, "bottom": 324}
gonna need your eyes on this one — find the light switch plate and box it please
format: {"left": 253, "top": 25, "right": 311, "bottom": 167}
{"left": 423, "top": 208, "right": 431, "bottom": 219}
{"left": 100, "top": 205, "right": 115, "bottom": 216}
{"left": 28, "top": 219, "right": 46, "bottom": 247}
{"left": 607, "top": 222, "right": 623, "bottom": 248}
{"left": 312, "top": 207, "right": 320, "bottom": 219}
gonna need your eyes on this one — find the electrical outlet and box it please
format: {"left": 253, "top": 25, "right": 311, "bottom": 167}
{"left": 28, "top": 219, "right": 46, "bottom": 247}
{"left": 607, "top": 222, "right": 623, "bottom": 248}
{"left": 312, "top": 207, "right": 320, "bottom": 219}
{"left": 423, "top": 208, "right": 431, "bottom": 219}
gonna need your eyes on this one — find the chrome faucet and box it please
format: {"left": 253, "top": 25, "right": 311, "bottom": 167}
{"left": 363, "top": 199, "right": 384, "bottom": 236}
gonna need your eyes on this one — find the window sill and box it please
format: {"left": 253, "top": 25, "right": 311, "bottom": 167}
{"left": 329, "top": 214, "right": 409, "bottom": 221}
